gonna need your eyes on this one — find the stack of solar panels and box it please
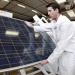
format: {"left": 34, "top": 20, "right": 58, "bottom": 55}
{"left": 0, "top": 16, "right": 55, "bottom": 72}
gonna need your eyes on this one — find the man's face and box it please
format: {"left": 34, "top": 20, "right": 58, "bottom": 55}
{"left": 47, "top": 7, "right": 58, "bottom": 20}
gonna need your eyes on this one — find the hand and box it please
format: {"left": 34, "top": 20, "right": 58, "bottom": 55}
{"left": 25, "top": 21, "right": 34, "bottom": 28}
{"left": 40, "top": 59, "right": 48, "bottom": 66}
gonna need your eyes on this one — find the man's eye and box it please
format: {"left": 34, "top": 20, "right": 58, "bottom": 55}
{"left": 49, "top": 10, "right": 51, "bottom": 12}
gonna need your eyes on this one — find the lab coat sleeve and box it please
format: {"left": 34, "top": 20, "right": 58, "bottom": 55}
{"left": 34, "top": 23, "right": 52, "bottom": 32}
{"left": 47, "top": 22, "right": 75, "bottom": 64}
{"left": 34, "top": 26, "right": 44, "bottom": 32}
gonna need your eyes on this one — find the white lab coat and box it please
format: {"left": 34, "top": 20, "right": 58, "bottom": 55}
{"left": 34, "top": 15, "right": 75, "bottom": 75}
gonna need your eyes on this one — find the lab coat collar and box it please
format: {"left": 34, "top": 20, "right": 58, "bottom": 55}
{"left": 56, "top": 14, "right": 63, "bottom": 25}
{"left": 52, "top": 14, "right": 63, "bottom": 26}
{"left": 51, "top": 15, "right": 63, "bottom": 43}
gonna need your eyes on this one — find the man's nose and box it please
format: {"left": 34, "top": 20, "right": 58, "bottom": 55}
{"left": 48, "top": 12, "right": 50, "bottom": 16}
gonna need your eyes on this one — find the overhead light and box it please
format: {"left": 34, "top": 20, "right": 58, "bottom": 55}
{"left": 55, "top": 0, "right": 66, "bottom": 4}
{"left": 18, "top": 4, "right": 25, "bottom": 8}
{"left": 3, "top": 0, "right": 9, "bottom": 2}
{"left": 5, "top": 30, "right": 19, "bottom": 36}
{"left": 66, "top": 10, "right": 75, "bottom": 17}
{"left": 32, "top": 10, "right": 38, "bottom": 13}
{"left": 64, "top": 2, "right": 70, "bottom": 10}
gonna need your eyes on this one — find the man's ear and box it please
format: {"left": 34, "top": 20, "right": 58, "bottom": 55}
{"left": 56, "top": 8, "right": 59, "bottom": 13}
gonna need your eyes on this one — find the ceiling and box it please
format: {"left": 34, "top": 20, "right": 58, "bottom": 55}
{"left": 0, "top": 0, "right": 75, "bottom": 22}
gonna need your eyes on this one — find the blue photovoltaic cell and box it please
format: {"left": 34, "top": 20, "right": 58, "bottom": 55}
{"left": 0, "top": 16, "right": 56, "bottom": 71}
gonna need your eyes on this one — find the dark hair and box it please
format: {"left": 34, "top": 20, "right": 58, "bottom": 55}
{"left": 46, "top": 2, "right": 61, "bottom": 13}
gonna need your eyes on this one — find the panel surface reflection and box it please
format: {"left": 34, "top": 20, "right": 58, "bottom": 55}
{"left": 0, "top": 16, "right": 55, "bottom": 70}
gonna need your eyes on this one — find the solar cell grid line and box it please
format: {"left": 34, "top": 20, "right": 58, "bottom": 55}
{"left": 8, "top": 17, "right": 29, "bottom": 45}
{"left": 4, "top": 41, "right": 31, "bottom": 66}
{"left": 29, "top": 31, "right": 52, "bottom": 55}
{"left": 0, "top": 16, "right": 14, "bottom": 69}
{"left": 0, "top": 15, "right": 55, "bottom": 72}
{"left": 7, "top": 17, "right": 33, "bottom": 67}
{"left": 1, "top": 17, "right": 14, "bottom": 29}
{"left": 23, "top": 22, "right": 45, "bottom": 55}
{"left": 0, "top": 16, "right": 22, "bottom": 69}
{"left": 9, "top": 18, "right": 36, "bottom": 65}
{"left": 20, "top": 21, "right": 46, "bottom": 62}
{"left": 14, "top": 20, "right": 30, "bottom": 44}
{"left": 9, "top": 18, "right": 21, "bottom": 30}
{"left": 22, "top": 23, "right": 41, "bottom": 50}
{"left": 12, "top": 20, "right": 35, "bottom": 61}
{"left": 21, "top": 23, "right": 43, "bottom": 63}
{"left": 24, "top": 24, "right": 50, "bottom": 60}
{"left": 22, "top": 22, "right": 44, "bottom": 59}
{"left": 0, "top": 39, "right": 11, "bottom": 69}
{"left": 0, "top": 20, "right": 5, "bottom": 27}
{"left": 22, "top": 23, "right": 40, "bottom": 46}
{"left": 12, "top": 43, "right": 33, "bottom": 67}
{"left": 23, "top": 21, "right": 52, "bottom": 57}
{"left": 1, "top": 16, "right": 23, "bottom": 67}
{"left": 24, "top": 22, "right": 54, "bottom": 54}
{"left": 3, "top": 37, "right": 20, "bottom": 67}
{"left": 0, "top": 15, "right": 30, "bottom": 71}
{"left": 19, "top": 23, "right": 42, "bottom": 63}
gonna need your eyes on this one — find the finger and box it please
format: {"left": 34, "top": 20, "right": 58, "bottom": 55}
{"left": 40, "top": 62, "right": 44, "bottom": 66}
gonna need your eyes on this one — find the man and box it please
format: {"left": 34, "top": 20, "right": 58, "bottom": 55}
{"left": 25, "top": 2, "right": 75, "bottom": 75}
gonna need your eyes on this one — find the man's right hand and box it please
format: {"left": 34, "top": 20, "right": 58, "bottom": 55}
{"left": 25, "top": 21, "right": 34, "bottom": 28}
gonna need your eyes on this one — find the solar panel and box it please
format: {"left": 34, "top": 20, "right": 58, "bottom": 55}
{"left": 0, "top": 16, "right": 55, "bottom": 72}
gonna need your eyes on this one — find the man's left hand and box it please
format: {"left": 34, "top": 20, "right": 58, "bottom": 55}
{"left": 40, "top": 59, "right": 48, "bottom": 66}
